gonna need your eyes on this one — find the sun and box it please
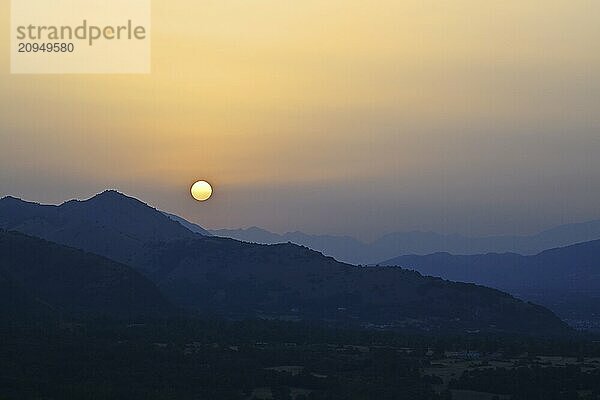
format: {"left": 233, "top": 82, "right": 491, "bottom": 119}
{"left": 191, "top": 180, "right": 213, "bottom": 202}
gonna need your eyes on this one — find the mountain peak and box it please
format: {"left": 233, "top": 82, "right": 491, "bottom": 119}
{"left": 0, "top": 196, "right": 31, "bottom": 204}
{"left": 97, "top": 189, "right": 126, "bottom": 197}
{"left": 0, "top": 190, "right": 199, "bottom": 266}
{"left": 63, "top": 190, "right": 155, "bottom": 212}
{"left": 89, "top": 189, "right": 143, "bottom": 203}
{"left": 1, "top": 195, "right": 19, "bottom": 201}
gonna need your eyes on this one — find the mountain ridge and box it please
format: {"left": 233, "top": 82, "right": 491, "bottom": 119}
{"left": 163, "top": 211, "right": 211, "bottom": 235}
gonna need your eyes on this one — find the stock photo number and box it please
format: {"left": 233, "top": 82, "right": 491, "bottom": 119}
{"left": 18, "top": 42, "right": 75, "bottom": 53}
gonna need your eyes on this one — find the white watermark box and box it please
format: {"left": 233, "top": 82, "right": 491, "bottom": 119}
{"left": 11, "top": 0, "right": 151, "bottom": 74}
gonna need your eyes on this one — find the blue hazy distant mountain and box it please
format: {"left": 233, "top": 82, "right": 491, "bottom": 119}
{"left": 211, "top": 220, "right": 600, "bottom": 264}
{"left": 380, "top": 240, "right": 600, "bottom": 322}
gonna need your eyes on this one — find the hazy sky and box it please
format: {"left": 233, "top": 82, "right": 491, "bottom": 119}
{"left": 1, "top": 1, "right": 599, "bottom": 240}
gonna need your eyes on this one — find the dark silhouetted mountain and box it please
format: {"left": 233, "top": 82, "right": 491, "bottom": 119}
{"left": 0, "top": 192, "right": 569, "bottom": 334}
{"left": 0, "top": 272, "right": 56, "bottom": 324}
{"left": 211, "top": 220, "right": 600, "bottom": 264}
{"left": 381, "top": 240, "right": 600, "bottom": 321}
{"left": 0, "top": 230, "right": 174, "bottom": 320}
{"left": 163, "top": 212, "right": 211, "bottom": 235}
{"left": 131, "top": 237, "right": 568, "bottom": 334}
{"left": 0, "top": 190, "right": 198, "bottom": 266}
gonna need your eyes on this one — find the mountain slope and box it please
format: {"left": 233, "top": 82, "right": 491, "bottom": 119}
{"left": 0, "top": 230, "right": 174, "bottom": 319}
{"left": 210, "top": 227, "right": 369, "bottom": 264}
{"left": 0, "top": 192, "right": 569, "bottom": 334}
{"left": 163, "top": 212, "right": 211, "bottom": 235}
{"left": 381, "top": 240, "right": 600, "bottom": 320}
{"left": 0, "top": 272, "right": 57, "bottom": 324}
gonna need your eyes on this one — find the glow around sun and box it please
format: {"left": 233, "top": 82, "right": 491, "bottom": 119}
{"left": 191, "top": 180, "right": 213, "bottom": 202}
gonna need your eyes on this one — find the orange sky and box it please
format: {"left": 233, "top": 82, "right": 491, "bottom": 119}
{"left": 1, "top": 1, "right": 599, "bottom": 239}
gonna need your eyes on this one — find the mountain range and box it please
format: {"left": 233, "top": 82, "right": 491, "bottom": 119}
{"left": 0, "top": 191, "right": 570, "bottom": 334}
{"left": 381, "top": 241, "right": 600, "bottom": 322}
{"left": 210, "top": 220, "right": 600, "bottom": 265}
